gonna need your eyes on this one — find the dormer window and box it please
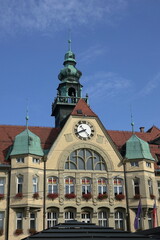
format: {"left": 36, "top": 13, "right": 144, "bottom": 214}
{"left": 32, "top": 158, "right": 40, "bottom": 164}
{"left": 16, "top": 158, "right": 24, "bottom": 163}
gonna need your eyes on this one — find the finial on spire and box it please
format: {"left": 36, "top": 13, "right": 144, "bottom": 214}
{"left": 130, "top": 105, "right": 134, "bottom": 134}
{"left": 26, "top": 99, "right": 29, "bottom": 129}
{"left": 68, "top": 29, "right": 72, "bottom": 51}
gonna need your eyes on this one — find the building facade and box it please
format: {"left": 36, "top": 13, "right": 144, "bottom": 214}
{"left": 0, "top": 43, "right": 160, "bottom": 240}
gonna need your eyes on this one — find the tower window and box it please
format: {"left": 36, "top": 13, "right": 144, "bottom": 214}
{"left": 133, "top": 178, "right": 140, "bottom": 196}
{"left": 17, "top": 176, "right": 23, "bottom": 194}
{"left": 16, "top": 158, "right": 24, "bottom": 163}
{"left": 0, "top": 178, "right": 5, "bottom": 194}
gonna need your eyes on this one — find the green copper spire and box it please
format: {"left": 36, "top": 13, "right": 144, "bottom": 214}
{"left": 58, "top": 39, "right": 82, "bottom": 82}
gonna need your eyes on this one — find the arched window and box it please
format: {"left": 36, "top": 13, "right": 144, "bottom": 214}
{"left": 98, "top": 211, "right": 108, "bottom": 227}
{"left": 65, "top": 177, "right": 75, "bottom": 194}
{"left": 115, "top": 210, "right": 124, "bottom": 230}
{"left": 98, "top": 178, "right": 108, "bottom": 194}
{"left": 82, "top": 178, "right": 91, "bottom": 194}
{"left": 114, "top": 178, "right": 123, "bottom": 196}
{"left": 65, "top": 149, "right": 106, "bottom": 171}
{"left": 48, "top": 177, "right": 58, "bottom": 194}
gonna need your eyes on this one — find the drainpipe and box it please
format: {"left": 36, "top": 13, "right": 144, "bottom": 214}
{"left": 123, "top": 159, "right": 131, "bottom": 232}
{"left": 5, "top": 165, "right": 11, "bottom": 240}
{"left": 43, "top": 156, "right": 47, "bottom": 230}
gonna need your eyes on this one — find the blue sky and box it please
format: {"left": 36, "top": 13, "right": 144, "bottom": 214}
{"left": 0, "top": 0, "right": 160, "bottom": 132}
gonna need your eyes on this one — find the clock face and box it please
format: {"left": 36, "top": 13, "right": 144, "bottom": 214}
{"left": 74, "top": 121, "right": 94, "bottom": 140}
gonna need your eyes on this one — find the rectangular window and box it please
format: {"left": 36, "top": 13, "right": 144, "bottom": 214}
{"left": 82, "top": 178, "right": 91, "bottom": 194}
{"left": 148, "top": 212, "right": 153, "bottom": 229}
{"left": 0, "top": 178, "right": 5, "bottom": 194}
{"left": 65, "top": 178, "right": 75, "bottom": 194}
{"left": 133, "top": 178, "right": 140, "bottom": 195}
{"left": 130, "top": 162, "right": 139, "bottom": 167}
{"left": 17, "top": 176, "right": 23, "bottom": 193}
{"left": 0, "top": 212, "right": 4, "bottom": 230}
{"left": 148, "top": 179, "right": 153, "bottom": 195}
{"left": 146, "top": 162, "right": 151, "bottom": 168}
{"left": 47, "top": 212, "right": 57, "bottom": 227}
{"left": 115, "top": 211, "right": 124, "bottom": 230}
{"left": 16, "top": 212, "right": 23, "bottom": 229}
{"left": 33, "top": 177, "right": 38, "bottom": 193}
{"left": 114, "top": 178, "right": 123, "bottom": 196}
{"left": 48, "top": 177, "right": 58, "bottom": 194}
{"left": 32, "top": 158, "right": 40, "bottom": 164}
{"left": 98, "top": 211, "right": 108, "bottom": 227}
{"left": 157, "top": 181, "right": 160, "bottom": 197}
{"left": 30, "top": 213, "right": 36, "bottom": 229}
{"left": 16, "top": 158, "right": 24, "bottom": 163}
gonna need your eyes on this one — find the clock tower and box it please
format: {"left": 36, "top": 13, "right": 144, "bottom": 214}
{"left": 51, "top": 40, "right": 88, "bottom": 127}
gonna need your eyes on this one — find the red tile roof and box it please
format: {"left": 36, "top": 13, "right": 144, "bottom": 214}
{"left": 71, "top": 99, "right": 97, "bottom": 117}
{"left": 0, "top": 125, "right": 60, "bottom": 164}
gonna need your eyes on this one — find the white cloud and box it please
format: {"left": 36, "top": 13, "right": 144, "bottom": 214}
{"left": 138, "top": 72, "right": 160, "bottom": 96}
{"left": 82, "top": 71, "right": 131, "bottom": 100}
{"left": 0, "top": 0, "right": 128, "bottom": 36}
{"left": 78, "top": 45, "right": 107, "bottom": 64}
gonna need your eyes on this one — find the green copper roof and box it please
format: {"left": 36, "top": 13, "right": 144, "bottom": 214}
{"left": 10, "top": 129, "right": 44, "bottom": 157}
{"left": 125, "top": 134, "right": 154, "bottom": 161}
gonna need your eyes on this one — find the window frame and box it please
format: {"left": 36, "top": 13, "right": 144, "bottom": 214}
{"left": 98, "top": 211, "right": 108, "bottom": 227}
{"left": 65, "top": 177, "right": 75, "bottom": 194}
{"left": 114, "top": 178, "right": 123, "bottom": 196}
{"left": 115, "top": 210, "right": 124, "bottom": 230}
{"left": 98, "top": 178, "right": 107, "bottom": 194}
{"left": 32, "top": 176, "right": 38, "bottom": 193}
{"left": 16, "top": 212, "right": 23, "bottom": 230}
{"left": 82, "top": 177, "right": 91, "bottom": 195}
{"left": 0, "top": 212, "right": 4, "bottom": 230}
{"left": 17, "top": 176, "right": 23, "bottom": 194}
{"left": 30, "top": 212, "right": 36, "bottom": 229}
{"left": 133, "top": 178, "right": 140, "bottom": 195}
{"left": 48, "top": 177, "right": 58, "bottom": 194}
{"left": 47, "top": 211, "right": 58, "bottom": 228}
{"left": 16, "top": 157, "right": 24, "bottom": 163}
{"left": 0, "top": 178, "right": 5, "bottom": 194}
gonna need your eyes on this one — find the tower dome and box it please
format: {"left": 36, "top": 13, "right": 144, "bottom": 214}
{"left": 125, "top": 134, "right": 154, "bottom": 160}
{"left": 10, "top": 128, "right": 44, "bottom": 157}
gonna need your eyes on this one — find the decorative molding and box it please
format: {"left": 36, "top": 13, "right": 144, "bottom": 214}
{"left": 96, "top": 134, "right": 104, "bottom": 144}
{"left": 64, "top": 133, "right": 73, "bottom": 142}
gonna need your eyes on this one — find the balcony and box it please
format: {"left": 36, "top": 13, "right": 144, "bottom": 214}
{"left": 52, "top": 96, "right": 88, "bottom": 112}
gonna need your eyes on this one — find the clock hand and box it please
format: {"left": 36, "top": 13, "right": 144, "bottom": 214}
{"left": 76, "top": 129, "right": 86, "bottom": 134}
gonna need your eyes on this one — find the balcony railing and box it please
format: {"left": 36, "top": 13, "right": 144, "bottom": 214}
{"left": 52, "top": 96, "right": 88, "bottom": 111}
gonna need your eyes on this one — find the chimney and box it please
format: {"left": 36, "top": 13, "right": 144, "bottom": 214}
{"left": 139, "top": 127, "right": 145, "bottom": 133}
